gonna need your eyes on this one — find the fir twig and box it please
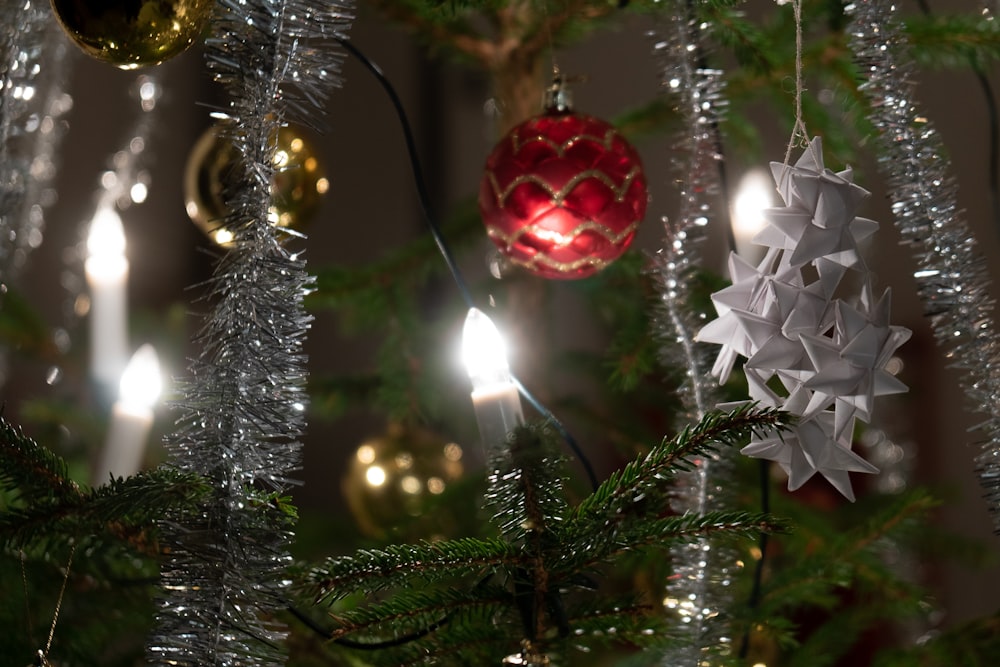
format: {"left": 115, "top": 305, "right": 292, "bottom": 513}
{"left": 320, "top": 584, "right": 511, "bottom": 643}
{"left": 305, "top": 538, "right": 519, "bottom": 604}
{"left": 0, "top": 416, "right": 80, "bottom": 506}
{"left": 558, "top": 511, "right": 788, "bottom": 574}
{"left": 570, "top": 404, "right": 791, "bottom": 525}
{"left": 0, "top": 415, "right": 211, "bottom": 553}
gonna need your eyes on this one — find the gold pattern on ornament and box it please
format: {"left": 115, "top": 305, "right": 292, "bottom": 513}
{"left": 514, "top": 252, "right": 611, "bottom": 274}
{"left": 486, "top": 165, "right": 642, "bottom": 208}
{"left": 487, "top": 218, "right": 639, "bottom": 249}
{"left": 510, "top": 128, "right": 617, "bottom": 155}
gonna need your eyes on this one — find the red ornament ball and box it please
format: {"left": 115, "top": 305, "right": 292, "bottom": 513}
{"left": 479, "top": 110, "right": 648, "bottom": 279}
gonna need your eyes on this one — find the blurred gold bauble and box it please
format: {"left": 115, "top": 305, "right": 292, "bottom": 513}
{"left": 183, "top": 123, "right": 328, "bottom": 246}
{"left": 50, "top": 0, "right": 213, "bottom": 69}
{"left": 343, "top": 423, "right": 465, "bottom": 539}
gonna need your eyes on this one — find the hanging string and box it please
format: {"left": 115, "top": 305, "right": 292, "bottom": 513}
{"left": 738, "top": 459, "right": 770, "bottom": 659}
{"left": 21, "top": 543, "right": 76, "bottom": 666}
{"left": 41, "top": 544, "right": 75, "bottom": 663}
{"left": 333, "top": 37, "right": 598, "bottom": 492}
{"left": 19, "top": 551, "right": 35, "bottom": 652}
{"left": 781, "top": 0, "right": 810, "bottom": 173}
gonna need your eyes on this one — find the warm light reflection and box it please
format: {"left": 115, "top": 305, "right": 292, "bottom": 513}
{"left": 356, "top": 444, "right": 376, "bottom": 464}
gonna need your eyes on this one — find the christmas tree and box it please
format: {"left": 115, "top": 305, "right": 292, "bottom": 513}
{"left": 3, "top": 0, "right": 1000, "bottom": 665}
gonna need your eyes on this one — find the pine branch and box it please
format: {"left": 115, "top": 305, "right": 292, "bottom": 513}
{"left": 754, "top": 490, "right": 939, "bottom": 621}
{"left": 557, "top": 510, "right": 788, "bottom": 575}
{"left": 905, "top": 13, "right": 1000, "bottom": 70}
{"left": 335, "top": 614, "right": 516, "bottom": 667}
{"left": 561, "top": 596, "right": 678, "bottom": 650}
{"left": 569, "top": 405, "right": 791, "bottom": 526}
{"left": 873, "top": 611, "right": 1000, "bottom": 667}
{"left": 0, "top": 413, "right": 212, "bottom": 555}
{"left": 321, "top": 583, "right": 510, "bottom": 642}
{"left": 365, "top": 0, "right": 497, "bottom": 64}
{"left": 483, "top": 423, "right": 569, "bottom": 542}
{"left": 0, "top": 415, "right": 80, "bottom": 506}
{"left": 2, "top": 470, "right": 211, "bottom": 553}
{"left": 305, "top": 537, "right": 519, "bottom": 605}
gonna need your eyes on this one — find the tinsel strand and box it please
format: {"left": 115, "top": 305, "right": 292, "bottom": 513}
{"left": 649, "top": 3, "right": 737, "bottom": 664}
{"left": 148, "top": 1, "right": 354, "bottom": 665}
{"left": 0, "top": 0, "right": 72, "bottom": 284}
{"left": 847, "top": 0, "right": 1000, "bottom": 532}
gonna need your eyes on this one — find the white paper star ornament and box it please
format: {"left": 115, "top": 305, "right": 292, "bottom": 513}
{"left": 698, "top": 137, "right": 909, "bottom": 501}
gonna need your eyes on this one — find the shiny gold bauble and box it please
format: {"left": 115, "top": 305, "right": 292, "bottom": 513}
{"left": 183, "top": 123, "right": 328, "bottom": 246}
{"left": 50, "top": 0, "right": 213, "bottom": 70}
{"left": 343, "top": 423, "right": 465, "bottom": 539}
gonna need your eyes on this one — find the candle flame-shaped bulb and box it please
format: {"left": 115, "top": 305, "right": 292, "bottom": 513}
{"left": 462, "top": 308, "right": 511, "bottom": 391}
{"left": 87, "top": 205, "right": 126, "bottom": 259}
{"left": 119, "top": 344, "right": 161, "bottom": 413}
{"left": 731, "top": 170, "right": 773, "bottom": 262}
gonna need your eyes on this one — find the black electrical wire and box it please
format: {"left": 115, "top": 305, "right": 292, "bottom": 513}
{"left": 287, "top": 603, "right": 449, "bottom": 649}
{"left": 738, "top": 459, "right": 771, "bottom": 659}
{"left": 334, "top": 37, "right": 598, "bottom": 492}
{"left": 334, "top": 37, "right": 474, "bottom": 307}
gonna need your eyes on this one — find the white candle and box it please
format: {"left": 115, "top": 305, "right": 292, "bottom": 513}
{"left": 85, "top": 206, "right": 129, "bottom": 394}
{"left": 93, "top": 344, "right": 161, "bottom": 484}
{"left": 731, "top": 169, "right": 773, "bottom": 266}
{"left": 462, "top": 308, "right": 524, "bottom": 451}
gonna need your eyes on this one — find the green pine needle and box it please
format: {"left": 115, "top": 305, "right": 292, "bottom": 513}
{"left": 570, "top": 404, "right": 791, "bottom": 525}
{"left": 0, "top": 415, "right": 211, "bottom": 552}
{"left": 306, "top": 537, "right": 517, "bottom": 605}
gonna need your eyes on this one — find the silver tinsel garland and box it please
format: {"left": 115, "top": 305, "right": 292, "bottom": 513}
{"left": 0, "top": 0, "right": 72, "bottom": 284}
{"left": 848, "top": 0, "right": 1000, "bottom": 531}
{"left": 650, "top": 3, "right": 737, "bottom": 664}
{"left": 148, "top": 1, "right": 353, "bottom": 664}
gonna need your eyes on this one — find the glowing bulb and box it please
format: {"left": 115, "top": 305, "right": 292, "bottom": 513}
{"left": 461, "top": 308, "right": 524, "bottom": 450}
{"left": 93, "top": 344, "right": 161, "bottom": 484}
{"left": 84, "top": 205, "right": 129, "bottom": 393}
{"left": 731, "top": 169, "right": 773, "bottom": 263}
{"left": 462, "top": 308, "right": 510, "bottom": 390}
{"left": 87, "top": 206, "right": 126, "bottom": 262}
{"left": 118, "top": 344, "right": 162, "bottom": 413}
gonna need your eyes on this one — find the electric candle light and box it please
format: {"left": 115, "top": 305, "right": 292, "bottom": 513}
{"left": 462, "top": 308, "right": 524, "bottom": 451}
{"left": 731, "top": 169, "right": 773, "bottom": 265}
{"left": 93, "top": 344, "right": 162, "bottom": 484}
{"left": 85, "top": 204, "right": 129, "bottom": 394}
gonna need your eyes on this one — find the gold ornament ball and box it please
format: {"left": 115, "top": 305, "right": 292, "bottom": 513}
{"left": 343, "top": 423, "right": 465, "bottom": 539}
{"left": 183, "top": 123, "right": 328, "bottom": 246}
{"left": 50, "top": 0, "right": 214, "bottom": 70}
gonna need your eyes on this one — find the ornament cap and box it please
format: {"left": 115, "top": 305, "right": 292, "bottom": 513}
{"left": 543, "top": 69, "right": 586, "bottom": 113}
{"left": 544, "top": 75, "right": 572, "bottom": 112}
